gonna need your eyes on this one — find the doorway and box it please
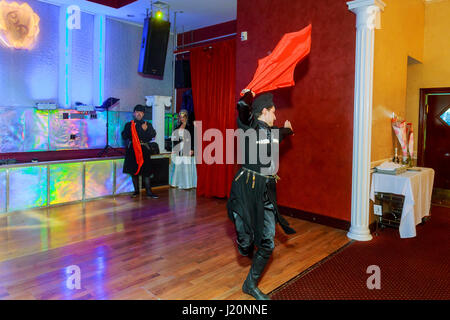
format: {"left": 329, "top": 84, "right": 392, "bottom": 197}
{"left": 418, "top": 88, "right": 450, "bottom": 207}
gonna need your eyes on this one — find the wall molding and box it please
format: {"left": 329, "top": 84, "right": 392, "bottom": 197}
{"left": 279, "top": 206, "right": 351, "bottom": 231}
{"left": 280, "top": 205, "right": 378, "bottom": 234}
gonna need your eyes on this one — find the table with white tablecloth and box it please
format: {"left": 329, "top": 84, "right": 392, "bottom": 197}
{"left": 369, "top": 168, "right": 435, "bottom": 238}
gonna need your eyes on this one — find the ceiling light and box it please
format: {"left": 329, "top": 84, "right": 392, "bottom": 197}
{"left": 155, "top": 10, "right": 163, "bottom": 19}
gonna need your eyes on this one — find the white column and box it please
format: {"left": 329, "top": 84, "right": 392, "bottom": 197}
{"left": 347, "top": 0, "right": 385, "bottom": 241}
{"left": 146, "top": 95, "right": 172, "bottom": 153}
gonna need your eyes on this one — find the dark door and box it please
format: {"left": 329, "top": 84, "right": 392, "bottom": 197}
{"left": 423, "top": 94, "right": 450, "bottom": 189}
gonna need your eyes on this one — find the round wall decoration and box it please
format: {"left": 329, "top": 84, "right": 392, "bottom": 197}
{"left": 0, "top": 1, "right": 40, "bottom": 49}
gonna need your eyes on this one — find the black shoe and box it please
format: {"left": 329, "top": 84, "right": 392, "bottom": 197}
{"left": 146, "top": 192, "right": 159, "bottom": 199}
{"left": 143, "top": 177, "right": 158, "bottom": 199}
{"left": 131, "top": 192, "right": 139, "bottom": 198}
{"left": 242, "top": 279, "right": 271, "bottom": 300}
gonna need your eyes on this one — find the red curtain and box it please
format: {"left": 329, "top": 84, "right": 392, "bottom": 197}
{"left": 190, "top": 39, "right": 236, "bottom": 198}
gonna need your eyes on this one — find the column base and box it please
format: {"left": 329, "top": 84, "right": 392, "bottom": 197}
{"left": 347, "top": 226, "right": 373, "bottom": 241}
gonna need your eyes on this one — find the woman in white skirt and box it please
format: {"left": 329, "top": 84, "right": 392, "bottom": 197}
{"left": 169, "top": 109, "right": 197, "bottom": 189}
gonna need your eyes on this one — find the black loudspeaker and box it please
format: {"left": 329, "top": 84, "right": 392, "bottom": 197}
{"left": 175, "top": 59, "right": 192, "bottom": 88}
{"left": 138, "top": 17, "right": 171, "bottom": 77}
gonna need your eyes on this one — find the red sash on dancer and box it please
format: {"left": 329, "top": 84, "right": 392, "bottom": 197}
{"left": 131, "top": 120, "right": 144, "bottom": 175}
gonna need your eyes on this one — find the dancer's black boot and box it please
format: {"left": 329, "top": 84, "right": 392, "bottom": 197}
{"left": 242, "top": 249, "right": 272, "bottom": 300}
{"left": 143, "top": 176, "right": 159, "bottom": 199}
{"left": 232, "top": 212, "right": 254, "bottom": 257}
{"left": 131, "top": 175, "right": 140, "bottom": 198}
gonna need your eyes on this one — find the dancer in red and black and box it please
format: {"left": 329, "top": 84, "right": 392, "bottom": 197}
{"left": 122, "top": 104, "right": 158, "bottom": 199}
{"left": 227, "top": 90, "right": 295, "bottom": 300}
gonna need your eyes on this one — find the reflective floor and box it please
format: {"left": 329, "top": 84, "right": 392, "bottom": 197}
{"left": 0, "top": 188, "right": 349, "bottom": 300}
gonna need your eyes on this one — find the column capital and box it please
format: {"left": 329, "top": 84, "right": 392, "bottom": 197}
{"left": 347, "top": 0, "right": 386, "bottom": 11}
{"left": 145, "top": 95, "right": 172, "bottom": 108}
{"left": 347, "top": 0, "right": 386, "bottom": 30}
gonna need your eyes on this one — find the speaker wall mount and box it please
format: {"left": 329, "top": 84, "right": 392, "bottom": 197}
{"left": 148, "top": 0, "right": 170, "bottom": 21}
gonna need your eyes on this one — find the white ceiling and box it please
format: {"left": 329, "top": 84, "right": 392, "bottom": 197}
{"left": 38, "top": 0, "right": 237, "bottom": 32}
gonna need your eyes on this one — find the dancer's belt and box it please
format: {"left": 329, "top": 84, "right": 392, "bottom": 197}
{"left": 234, "top": 167, "right": 280, "bottom": 189}
{"left": 128, "top": 141, "right": 149, "bottom": 147}
{"left": 140, "top": 142, "right": 151, "bottom": 152}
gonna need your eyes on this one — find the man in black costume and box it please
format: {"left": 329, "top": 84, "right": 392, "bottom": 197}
{"left": 227, "top": 90, "right": 295, "bottom": 300}
{"left": 122, "top": 104, "right": 159, "bottom": 199}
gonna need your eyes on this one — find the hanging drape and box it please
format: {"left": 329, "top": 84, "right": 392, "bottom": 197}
{"left": 190, "top": 39, "right": 236, "bottom": 198}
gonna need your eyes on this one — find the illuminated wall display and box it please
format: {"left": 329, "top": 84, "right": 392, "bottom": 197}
{"left": 0, "top": 108, "right": 130, "bottom": 153}
{"left": 85, "top": 160, "right": 114, "bottom": 199}
{"left": 0, "top": 1, "right": 40, "bottom": 49}
{"left": 9, "top": 165, "right": 48, "bottom": 212}
{"left": 0, "top": 170, "right": 6, "bottom": 213}
{"left": 115, "top": 159, "right": 134, "bottom": 194}
{"left": 0, "top": 158, "right": 138, "bottom": 214}
{"left": 49, "top": 162, "right": 83, "bottom": 205}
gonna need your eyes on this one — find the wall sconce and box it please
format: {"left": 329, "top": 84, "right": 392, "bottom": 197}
{"left": 0, "top": 1, "right": 40, "bottom": 49}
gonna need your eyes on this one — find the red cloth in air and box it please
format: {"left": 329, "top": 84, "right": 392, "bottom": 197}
{"left": 131, "top": 120, "right": 143, "bottom": 175}
{"left": 243, "top": 24, "right": 312, "bottom": 95}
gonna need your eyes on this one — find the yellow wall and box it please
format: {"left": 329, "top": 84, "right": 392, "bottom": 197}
{"left": 371, "top": 0, "right": 450, "bottom": 224}
{"left": 406, "top": 0, "right": 450, "bottom": 151}
{"left": 372, "top": 0, "right": 425, "bottom": 162}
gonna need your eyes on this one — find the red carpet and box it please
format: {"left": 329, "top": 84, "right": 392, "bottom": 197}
{"left": 271, "top": 205, "right": 450, "bottom": 300}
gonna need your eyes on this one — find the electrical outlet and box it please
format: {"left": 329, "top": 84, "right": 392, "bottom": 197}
{"left": 241, "top": 31, "right": 247, "bottom": 41}
{"left": 373, "top": 204, "right": 382, "bottom": 216}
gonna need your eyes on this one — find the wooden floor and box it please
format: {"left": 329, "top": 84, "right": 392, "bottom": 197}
{"left": 0, "top": 187, "right": 350, "bottom": 300}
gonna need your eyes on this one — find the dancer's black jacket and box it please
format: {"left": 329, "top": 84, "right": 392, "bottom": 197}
{"left": 227, "top": 92, "right": 296, "bottom": 247}
{"left": 121, "top": 120, "right": 156, "bottom": 176}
